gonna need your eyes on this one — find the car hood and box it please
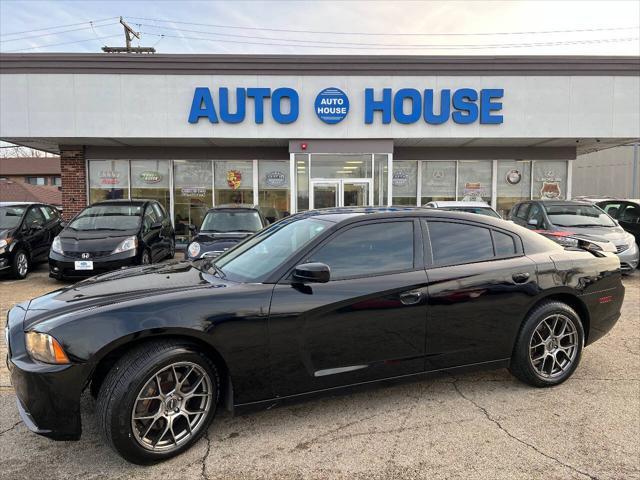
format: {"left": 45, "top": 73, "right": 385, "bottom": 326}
{"left": 58, "top": 228, "right": 139, "bottom": 253}
{"left": 23, "top": 261, "right": 230, "bottom": 329}
{"left": 555, "top": 225, "right": 631, "bottom": 245}
{"left": 194, "top": 232, "right": 253, "bottom": 243}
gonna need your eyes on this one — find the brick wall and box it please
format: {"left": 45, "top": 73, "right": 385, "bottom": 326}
{"left": 60, "top": 146, "right": 86, "bottom": 220}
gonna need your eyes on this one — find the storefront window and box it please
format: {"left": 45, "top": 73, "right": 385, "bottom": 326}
{"left": 497, "top": 160, "right": 532, "bottom": 218}
{"left": 392, "top": 160, "right": 417, "bottom": 205}
{"left": 373, "top": 154, "right": 388, "bottom": 206}
{"left": 173, "top": 160, "right": 212, "bottom": 244}
{"left": 296, "top": 154, "right": 309, "bottom": 211}
{"left": 310, "top": 154, "right": 372, "bottom": 178}
{"left": 88, "top": 160, "right": 129, "bottom": 203}
{"left": 214, "top": 160, "right": 254, "bottom": 205}
{"left": 532, "top": 160, "right": 567, "bottom": 201}
{"left": 457, "top": 161, "right": 492, "bottom": 203}
{"left": 421, "top": 161, "right": 456, "bottom": 204}
{"left": 130, "top": 160, "right": 171, "bottom": 212}
{"left": 258, "top": 160, "right": 290, "bottom": 222}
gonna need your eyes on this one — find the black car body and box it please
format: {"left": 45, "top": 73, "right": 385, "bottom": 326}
{"left": 185, "top": 204, "right": 268, "bottom": 260}
{"left": 509, "top": 200, "right": 639, "bottom": 273}
{"left": 596, "top": 199, "right": 640, "bottom": 250}
{"left": 49, "top": 199, "right": 175, "bottom": 280}
{"left": 6, "top": 207, "right": 624, "bottom": 463}
{"left": 0, "top": 202, "right": 63, "bottom": 279}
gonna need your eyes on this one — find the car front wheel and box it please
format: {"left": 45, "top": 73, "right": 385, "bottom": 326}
{"left": 510, "top": 301, "right": 584, "bottom": 387}
{"left": 96, "top": 341, "right": 219, "bottom": 464}
{"left": 12, "top": 250, "right": 29, "bottom": 279}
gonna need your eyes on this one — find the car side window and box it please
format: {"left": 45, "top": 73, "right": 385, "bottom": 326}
{"left": 620, "top": 204, "right": 640, "bottom": 224}
{"left": 427, "top": 221, "right": 494, "bottom": 265}
{"left": 39, "top": 206, "right": 52, "bottom": 222}
{"left": 143, "top": 206, "right": 158, "bottom": 233}
{"left": 493, "top": 231, "right": 517, "bottom": 256}
{"left": 307, "top": 221, "right": 414, "bottom": 280}
{"left": 152, "top": 203, "right": 166, "bottom": 221}
{"left": 515, "top": 203, "right": 531, "bottom": 220}
{"left": 600, "top": 202, "right": 622, "bottom": 219}
{"left": 24, "top": 206, "right": 45, "bottom": 228}
{"left": 528, "top": 204, "right": 544, "bottom": 227}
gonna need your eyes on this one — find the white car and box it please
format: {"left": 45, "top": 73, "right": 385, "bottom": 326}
{"left": 423, "top": 201, "right": 502, "bottom": 219}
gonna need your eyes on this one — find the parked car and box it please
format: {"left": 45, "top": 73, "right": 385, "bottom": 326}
{"left": 7, "top": 207, "right": 624, "bottom": 464}
{"left": 186, "top": 204, "right": 268, "bottom": 260}
{"left": 0, "top": 202, "right": 63, "bottom": 279}
{"left": 595, "top": 199, "right": 640, "bottom": 252}
{"left": 509, "top": 200, "right": 639, "bottom": 273}
{"left": 49, "top": 199, "right": 175, "bottom": 280}
{"left": 423, "top": 200, "right": 502, "bottom": 218}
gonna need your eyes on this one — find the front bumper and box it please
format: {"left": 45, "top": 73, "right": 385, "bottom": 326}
{"left": 49, "top": 249, "right": 138, "bottom": 279}
{"left": 6, "top": 305, "right": 87, "bottom": 440}
{"left": 617, "top": 241, "right": 639, "bottom": 272}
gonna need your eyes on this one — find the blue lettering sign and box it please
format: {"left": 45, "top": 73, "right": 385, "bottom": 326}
{"left": 247, "top": 88, "right": 271, "bottom": 124}
{"left": 393, "top": 88, "right": 422, "bottom": 124}
{"left": 424, "top": 89, "right": 450, "bottom": 125}
{"left": 271, "top": 88, "right": 299, "bottom": 124}
{"left": 219, "top": 87, "right": 246, "bottom": 124}
{"left": 314, "top": 87, "right": 349, "bottom": 124}
{"left": 451, "top": 88, "right": 479, "bottom": 124}
{"left": 188, "top": 87, "right": 218, "bottom": 124}
{"left": 480, "top": 89, "right": 504, "bottom": 124}
{"left": 365, "top": 88, "right": 392, "bottom": 124}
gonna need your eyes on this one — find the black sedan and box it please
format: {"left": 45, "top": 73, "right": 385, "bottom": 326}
{"left": 186, "top": 204, "right": 268, "bottom": 260}
{"left": 0, "top": 202, "right": 63, "bottom": 279}
{"left": 6, "top": 207, "right": 624, "bottom": 464}
{"left": 49, "top": 199, "right": 175, "bottom": 280}
{"left": 597, "top": 199, "right": 640, "bottom": 250}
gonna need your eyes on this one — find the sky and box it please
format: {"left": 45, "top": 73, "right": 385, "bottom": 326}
{"left": 0, "top": 0, "right": 639, "bottom": 55}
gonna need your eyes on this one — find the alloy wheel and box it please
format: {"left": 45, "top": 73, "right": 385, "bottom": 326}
{"left": 131, "top": 362, "right": 213, "bottom": 452}
{"left": 529, "top": 313, "right": 579, "bottom": 378}
{"left": 16, "top": 252, "right": 28, "bottom": 277}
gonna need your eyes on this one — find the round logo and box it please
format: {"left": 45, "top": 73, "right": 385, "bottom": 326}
{"left": 505, "top": 169, "right": 522, "bottom": 185}
{"left": 392, "top": 170, "right": 409, "bottom": 187}
{"left": 265, "top": 171, "right": 286, "bottom": 187}
{"left": 314, "top": 87, "right": 349, "bottom": 124}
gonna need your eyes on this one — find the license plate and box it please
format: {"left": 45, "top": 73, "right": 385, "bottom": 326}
{"left": 74, "top": 260, "right": 93, "bottom": 271}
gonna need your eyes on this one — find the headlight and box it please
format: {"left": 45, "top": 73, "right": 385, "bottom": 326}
{"left": 51, "top": 236, "right": 63, "bottom": 254}
{"left": 188, "top": 242, "right": 201, "bottom": 258}
{"left": 112, "top": 236, "right": 138, "bottom": 254}
{"left": 0, "top": 238, "right": 11, "bottom": 253}
{"left": 542, "top": 233, "right": 579, "bottom": 248}
{"left": 25, "top": 331, "right": 70, "bottom": 364}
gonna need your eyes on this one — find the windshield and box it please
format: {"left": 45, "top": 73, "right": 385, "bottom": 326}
{"left": 68, "top": 204, "right": 142, "bottom": 231}
{"left": 444, "top": 207, "right": 501, "bottom": 218}
{"left": 544, "top": 204, "right": 616, "bottom": 227}
{"left": 209, "top": 217, "right": 330, "bottom": 282}
{"left": 200, "top": 210, "right": 263, "bottom": 233}
{"left": 0, "top": 206, "right": 26, "bottom": 229}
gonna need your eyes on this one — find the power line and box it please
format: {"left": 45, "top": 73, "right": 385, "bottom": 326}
{"left": 139, "top": 31, "right": 639, "bottom": 51}
{"left": 126, "top": 16, "right": 639, "bottom": 37}
{"left": 2, "top": 34, "right": 122, "bottom": 53}
{"left": 0, "top": 22, "right": 120, "bottom": 44}
{"left": 0, "top": 17, "right": 118, "bottom": 37}
{"left": 139, "top": 23, "right": 640, "bottom": 49}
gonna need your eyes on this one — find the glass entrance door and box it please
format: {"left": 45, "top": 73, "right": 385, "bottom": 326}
{"left": 310, "top": 180, "right": 371, "bottom": 209}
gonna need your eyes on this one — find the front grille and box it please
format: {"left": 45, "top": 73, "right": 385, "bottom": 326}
{"left": 64, "top": 250, "right": 113, "bottom": 259}
{"left": 615, "top": 244, "right": 629, "bottom": 254}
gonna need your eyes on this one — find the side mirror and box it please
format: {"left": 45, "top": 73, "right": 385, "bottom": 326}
{"left": 292, "top": 262, "right": 330, "bottom": 284}
{"left": 188, "top": 224, "right": 198, "bottom": 233}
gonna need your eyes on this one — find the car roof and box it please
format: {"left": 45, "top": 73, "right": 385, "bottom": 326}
{"left": 528, "top": 200, "right": 595, "bottom": 206}
{"left": 210, "top": 204, "right": 260, "bottom": 211}
{"left": 0, "top": 201, "right": 38, "bottom": 207}
{"left": 427, "top": 201, "right": 492, "bottom": 208}
{"left": 91, "top": 199, "right": 151, "bottom": 206}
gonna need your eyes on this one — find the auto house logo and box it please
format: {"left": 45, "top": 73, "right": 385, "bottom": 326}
{"left": 314, "top": 87, "right": 349, "bottom": 124}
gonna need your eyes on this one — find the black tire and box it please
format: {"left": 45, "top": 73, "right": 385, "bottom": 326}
{"left": 167, "top": 239, "right": 175, "bottom": 260}
{"left": 510, "top": 301, "right": 584, "bottom": 388}
{"left": 140, "top": 249, "right": 151, "bottom": 265}
{"left": 12, "top": 249, "right": 29, "bottom": 280}
{"left": 96, "top": 340, "right": 219, "bottom": 464}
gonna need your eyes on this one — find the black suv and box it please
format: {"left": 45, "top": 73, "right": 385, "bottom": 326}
{"left": 0, "top": 202, "right": 64, "bottom": 279}
{"left": 186, "top": 204, "right": 268, "bottom": 260}
{"left": 49, "top": 199, "right": 175, "bottom": 280}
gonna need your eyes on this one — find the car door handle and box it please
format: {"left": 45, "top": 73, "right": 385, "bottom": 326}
{"left": 512, "top": 272, "right": 530, "bottom": 284}
{"left": 399, "top": 291, "right": 423, "bottom": 305}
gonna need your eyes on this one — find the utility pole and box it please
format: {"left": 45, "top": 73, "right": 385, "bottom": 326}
{"left": 102, "top": 17, "right": 155, "bottom": 53}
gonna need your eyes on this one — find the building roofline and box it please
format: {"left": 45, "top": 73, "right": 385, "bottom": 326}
{"left": 1, "top": 53, "right": 638, "bottom": 76}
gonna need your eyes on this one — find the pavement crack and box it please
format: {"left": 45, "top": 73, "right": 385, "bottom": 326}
{"left": 0, "top": 420, "right": 21, "bottom": 436}
{"left": 201, "top": 429, "right": 211, "bottom": 480}
{"left": 450, "top": 379, "right": 600, "bottom": 480}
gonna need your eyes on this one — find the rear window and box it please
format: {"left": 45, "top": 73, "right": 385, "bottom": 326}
{"left": 428, "top": 221, "right": 494, "bottom": 265}
{"left": 494, "top": 231, "right": 516, "bottom": 256}
{"left": 201, "top": 210, "right": 263, "bottom": 233}
{"left": 515, "top": 203, "right": 531, "bottom": 220}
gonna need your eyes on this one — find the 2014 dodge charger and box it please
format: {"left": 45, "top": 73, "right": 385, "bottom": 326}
{"left": 5, "top": 207, "right": 624, "bottom": 464}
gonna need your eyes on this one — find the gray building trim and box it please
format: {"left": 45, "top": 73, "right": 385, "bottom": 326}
{"left": 2, "top": 54, "right": 639, "bottom": 76}
{"left": 394, "top": 146, "right": 577, "bottom": 160}
{"left": 289, "top": 139, "right": 393, "bottom": 153}
{"left": 84, "top": 145, "right": 289, "bottom": 160}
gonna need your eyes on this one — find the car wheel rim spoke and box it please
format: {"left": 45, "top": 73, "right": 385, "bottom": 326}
{"left": 131, "top": 361, "right": 212, "bottom": 452}
{"left": 529, "top": 313, "right": 578, "bottom": 379}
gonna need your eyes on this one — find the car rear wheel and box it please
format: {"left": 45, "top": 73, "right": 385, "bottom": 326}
{"left": 510, "top": 301, "right": 584, "bottom": 387}
{"left": 96, "top": 341, "right": 219, "bottom": 464}
{"left": 12, "top": 250, "right": 29, "bottom": 279}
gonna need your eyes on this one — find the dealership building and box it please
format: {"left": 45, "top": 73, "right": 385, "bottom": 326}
{"left": 1, "top": 54, "right": 638, "bottom": 243}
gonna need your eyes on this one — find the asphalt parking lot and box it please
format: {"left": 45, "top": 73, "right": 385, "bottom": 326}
{"left": 0, "top": 262, "right": 638, "bottom": 480}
